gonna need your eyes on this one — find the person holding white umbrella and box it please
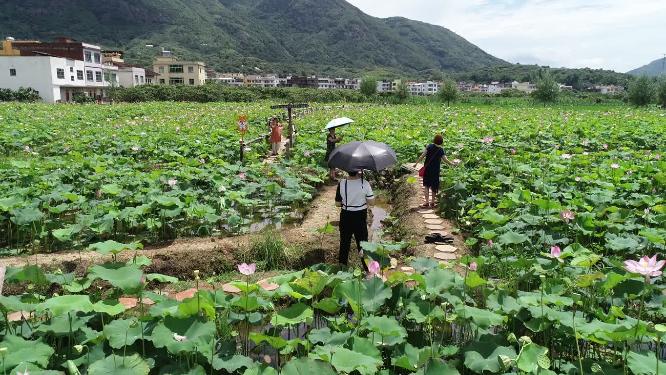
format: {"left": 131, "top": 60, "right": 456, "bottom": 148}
{"left": 324, "top": 117, "right": 353, "bottom": 181}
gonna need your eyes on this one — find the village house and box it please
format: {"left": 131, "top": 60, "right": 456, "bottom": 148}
{"left": 102, "top": 50, "right": 148, "bottom": 88}
{"left": 153, "top": 51, "right": 206, "bottom": 86}
{"left": 511, "top": 81, "right": 537, "bottom": 94}
{"left": 593, "top": 85, "right": 624, "bottom": 95}
{"left": 0, "top": 36, "right": 118, "bottom": 102}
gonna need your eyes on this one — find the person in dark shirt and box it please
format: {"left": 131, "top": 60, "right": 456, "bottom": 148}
{"left": 325, "top": 128, "right": 343, "bottom": 180}
{"left": 414, "top": 134, "right": 456, "bottom": 208}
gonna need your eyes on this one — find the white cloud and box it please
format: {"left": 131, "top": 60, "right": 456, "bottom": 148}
{"left": 346, "top": 0, "right": 666, "bottom": 72}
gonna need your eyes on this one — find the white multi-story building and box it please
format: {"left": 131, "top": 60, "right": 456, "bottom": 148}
{"left": 102, "top": 50, "right": 146, "bottom": 88}
{"left": 376, "top": 80, "right": 395, "bottom": 93}
{"left": 511, "top": 81, "right": 537, "bottom": 94}
{"left": 0, "top": 55, "right": 89, "bottom": 102}
{"left": 487, "top": 82, "right": 504, "bottom": 94}
{"left": 245, "top": 74, "right": 279, "bottom": 88}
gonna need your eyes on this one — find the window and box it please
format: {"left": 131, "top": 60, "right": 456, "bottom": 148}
{"left": 95, "top": 71, "right": 102, "bottom": 82}
{"left": 70, "top": 76, "right": 74, "bottom": 81}
{"left": 111, "top": 73, "right": 117, "bottom": 82}
{"left": 159, "top": 79, "right": 165, "bottom": 84}
{"left": 135, "top": 75, "right": 139, "bottom": 84}
{"left": 94, "top": 53, "right": 101, "bottom": 63}
{"left": 188, "top": 66, "right": 194, "bottom": 73}
{"left": 158, "top": 66, "right": 164, "bottom": 74}
{"left": 84, "top": 51, "right": 92, "bottom": 62}
{"left": 169, "top": 78, "right": 184, "bottom": 85}
{"left": 9, "top": 68, "right": 16, "bottom": 76}
{"left": 56, "top": 68, "right": 65, "bottom": 79}
{"left": 104, "top": 72, "right": 110, "bottom": 82}
{"left": 86, "top": 70, "right": 93, "bottom": 81}
{"left": 70, "top": 67, "right": 74, "bottom": 72}
{"left": 189, "top": 79, "right": 195, "bottom": 85}
{"left": 140, "top": 76, "right": 144, "bottom": 84}
{"left": 169, "top": 65, "right": 183, "bottom": 73}
{"left": 77, "top": 70, "right": 83, "bottom": 80}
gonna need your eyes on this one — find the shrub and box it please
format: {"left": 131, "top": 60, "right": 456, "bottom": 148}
{"left": 657, "top": 78, "right": 666, "bottom": 108}
{"left": 243, "top": 231, "right": 289, "bottom": 271}
{"left": 627, "top": 75, "right": 655, "bottom": 106}
{"left": 394, "top": 80, "right": 410, "bottom": 103}
{"left": 360, "top": 77, "right": 377, "bottom": 97}
{"left": 72, "top": 92, "right": 95, "bottom": 104}
{"left": 438, "top": 79, "right": 459, "bottom": 105}
{"left": 532, "top": 71, "right": 559, "bottom": 103}
{"left": 0, "top": 87, "right": 40, "bottom": 102}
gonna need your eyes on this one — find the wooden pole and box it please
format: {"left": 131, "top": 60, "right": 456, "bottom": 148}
{"left": 288, "top": 106, "right": 293, "bottom": 148}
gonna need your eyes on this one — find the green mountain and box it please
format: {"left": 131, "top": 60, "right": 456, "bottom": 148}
{"left": 0, "top": 0, "right": 507, "bottom": 77}
{"left": 628, "top": 58, "right": 666, "bottom": 77}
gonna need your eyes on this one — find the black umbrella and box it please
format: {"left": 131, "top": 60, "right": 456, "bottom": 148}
{"left": 327, "top": 141, "right": 398, "bottom": 172}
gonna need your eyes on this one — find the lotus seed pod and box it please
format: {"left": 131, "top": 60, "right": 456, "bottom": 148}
{"left": 518, "top": 336, "right": 532, "bottom": 346}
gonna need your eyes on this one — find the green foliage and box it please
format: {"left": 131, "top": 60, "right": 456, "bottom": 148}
{"left": 72, "top": 92, "right": 95, "bottom": 104}
{"left": 394, "top": 80, "right": 410, "bottom": 103}
{"left": 360, "top": 77, "right": 378, "bottom": 97}
{"left": 438, "top": 79, "right": 459, "bottom": 105}
{"left": 628, "top": 75, "right": 655, "bottom": 106}
{"left": 0, "top": 87, "right": 40, "bottom": 102}
{"left": 532, "top": 70, "right": 559, "bottom": 103}
{"left": 657, "top": 78, "right": 666, "bottom": 108}
{"left": 244, "top": 231, "right": 289, "bottom": 271}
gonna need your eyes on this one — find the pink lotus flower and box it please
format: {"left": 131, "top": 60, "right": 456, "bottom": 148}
{"left": 655, "top": 154, "right": 661, "bottom": 160}
{"left": 23, "top": 145, "right": 31, "bottom": 153}
{"left": 167, "top": 179, "right": 178, "bottom": 187}
{"left": 560, "top": 210, "right": 576, "bottom": 223}
{"left": 481, "top": 137, "right": 494, "bottom": 144}
{"left": 468, "top": 262, "right": 478, "bottom": 271}
{"left": 487, "top": 239, "right": 494, "bottom": 247}
{"left": 238, "top": 263, "right": 256, "bottom": 276}
{"left": 303, "top": 151, "right": 312, "bottom": 157}
{"left": 561, "top": 154, "right": 572, "bottom": 160}
{"left": 550, "top": 246, "right": 562, "bottom": 258}
{"left": 610, "top": 163, "right": 620, "bottom": 169}
{"left": 131, "top": 146, "right": 141, "bottom": 152}
{"left": 238, "top": 172, "right": 247, "bottom": 180}
{"left": 510, "top": 148, "right": 517, "bottom": 155}
{"left": 624, "top": 255, "right": 665, "bottom": 277}
{"left": 368, "top": 261, "right": 380, "bottom": 276}
{"left": 575, "top": 177, "right": 581, "bottom": 182}
{"left": 452, "top": 159, "right": 462, "bottom": 165}
{"left": 603, "top": 144, "right": 609, "bottom": 150}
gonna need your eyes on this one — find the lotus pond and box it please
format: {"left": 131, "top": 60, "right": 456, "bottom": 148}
{"left": 1, "top": 102, "right": 665, "bottom": 374}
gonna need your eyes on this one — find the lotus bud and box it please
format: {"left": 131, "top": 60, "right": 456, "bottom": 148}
{"left": 73, "top": 344, "right": 84, "bottom": 354}
{"left": 507, "top": 332, "right": 517, "bottom": 343}
{"left": 0, "top": 347, "right": 6, "bottom": 355}
{"left": 591, "top": 363, "right": 603, "bottom": 373}
{"left": 193, "top": 270, "right": 200, "bottom": 280}
{"left": 420, "top": 294, "right": 427, "bottom": 301}
{"left": 518, "top": 336, "right": 532, "bottom": 346}
{"left": 499, "top": 355, "right": 513, "bottom": 368}
{"left": 646, "top": 322, "right": 655, "bottom": 332}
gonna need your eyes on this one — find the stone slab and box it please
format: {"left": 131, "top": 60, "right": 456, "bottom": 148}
{"left": 433, "top": 252, "right": 457, "bottom": 261}
{"left": 422, "top": 213, "right": 440, "bottom": 219}
{"left": 418, "top": 209, "right": 434, "bottom": 214}
{"left": 425, "top": 219, "right": 444, "bottom": 225}
{"left": 435, "top": 245, "right": 457, "bottom": 253}
{"left": 426, "top": 224, "right": 445, "bottom": 231}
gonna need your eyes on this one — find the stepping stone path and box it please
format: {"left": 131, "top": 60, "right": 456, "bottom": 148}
{"left": 410, "top": 163, "right": 461, "bottom": 266}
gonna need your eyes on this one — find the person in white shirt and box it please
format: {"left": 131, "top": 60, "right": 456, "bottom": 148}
{"left": 335, "top": 170, "right": 375, "bottom": 269}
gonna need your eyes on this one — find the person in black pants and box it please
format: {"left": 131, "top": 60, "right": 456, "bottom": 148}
{"left": 335, "top": 170, "right": 375, "bottom": 269}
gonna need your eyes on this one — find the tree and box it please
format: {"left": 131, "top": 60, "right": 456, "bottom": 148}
{"left": 438, "top": 79, "right": 459, "bottom": 105}
{"left": 532, "top": 71, "right": 559, "bottom": 103}
{"left": 360, "top": 77, "right": 377, "bottom": 97}
{"left": 628, "top": 75, "right": 655, "bottom": 106}
{"left": 394, "top": 80, "right": 410, "bottom": 103}
{"left": 656, "top": 79, "right": 666, "bottom": 108}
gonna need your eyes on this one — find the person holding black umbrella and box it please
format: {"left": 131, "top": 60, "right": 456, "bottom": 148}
{"left": 335, "top": 169, "right": 375, "bottom": 269}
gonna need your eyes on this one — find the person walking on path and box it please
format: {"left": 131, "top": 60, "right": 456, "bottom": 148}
{"left": 335, "top": 170, "right": 374, "bottom": 269}
{"left": 325, "top": 128, "right": 343, "bottom": 180}
{"left": 269, "top": 117, "right": 283, "bottom": 156}
{"left": 413, "top": 134, "right": 457, "bottom": 208}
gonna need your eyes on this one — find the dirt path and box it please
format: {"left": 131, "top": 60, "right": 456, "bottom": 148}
{"left": 399, "top": 164, "right": 467, "bottom": 270}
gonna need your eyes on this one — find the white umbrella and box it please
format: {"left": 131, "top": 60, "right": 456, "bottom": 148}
{"left": 325, "top": 117, "right": 354, "bottom": 130}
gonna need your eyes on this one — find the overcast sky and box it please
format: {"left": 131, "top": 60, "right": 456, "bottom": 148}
{"left": 346, "top": 0, "right": 666, "bottom": 72}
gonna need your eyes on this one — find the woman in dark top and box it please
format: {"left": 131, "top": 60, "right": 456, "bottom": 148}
{"left": 325, "top": 128, "right": 343, "bottom": 180}
{"left": 414, "top": 134, "right": 456, "bottom": 208}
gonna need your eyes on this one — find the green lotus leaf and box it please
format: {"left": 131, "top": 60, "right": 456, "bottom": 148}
{"left": 516, "top": 342, "right": 549, "bottom": 373}
{"left": 4, "top": 265, "right": 48, "bottom": 285}
{"left": 103, "top": 318, "right": 149, "bottom": 349}
{"left": 415, "top": 359, "right": 460, "bottom": 375}
{"left": 330, "top": 347, "right": 383, "bottom": 375}
{"left": 88, "top": 240, "right": 142, "bottom": 256}
{"left": 90, "top": 264, "right": 143, "bottom": 292}
{"left": 10, "top": 206, "right": 44, "bottom": 225}
{"left": 0, "top": 335, "right": 55, "bottom": 369}
{"left": 271, "top": 302, "right": 313, "bottom": 326}
{"left": 88, "top": 354, "right": 150, "bottom": 375}
{"left": 212, "top": 354, "right": 254, "bottom": 373}
{"left": 464, "top": 335, "right": 516, "bottom": 373}
{"left": 281, "top": 358, "right": 336, "bottom": 375}
{"left": 40, "top": 294, "right": 93, "bottom": 316}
